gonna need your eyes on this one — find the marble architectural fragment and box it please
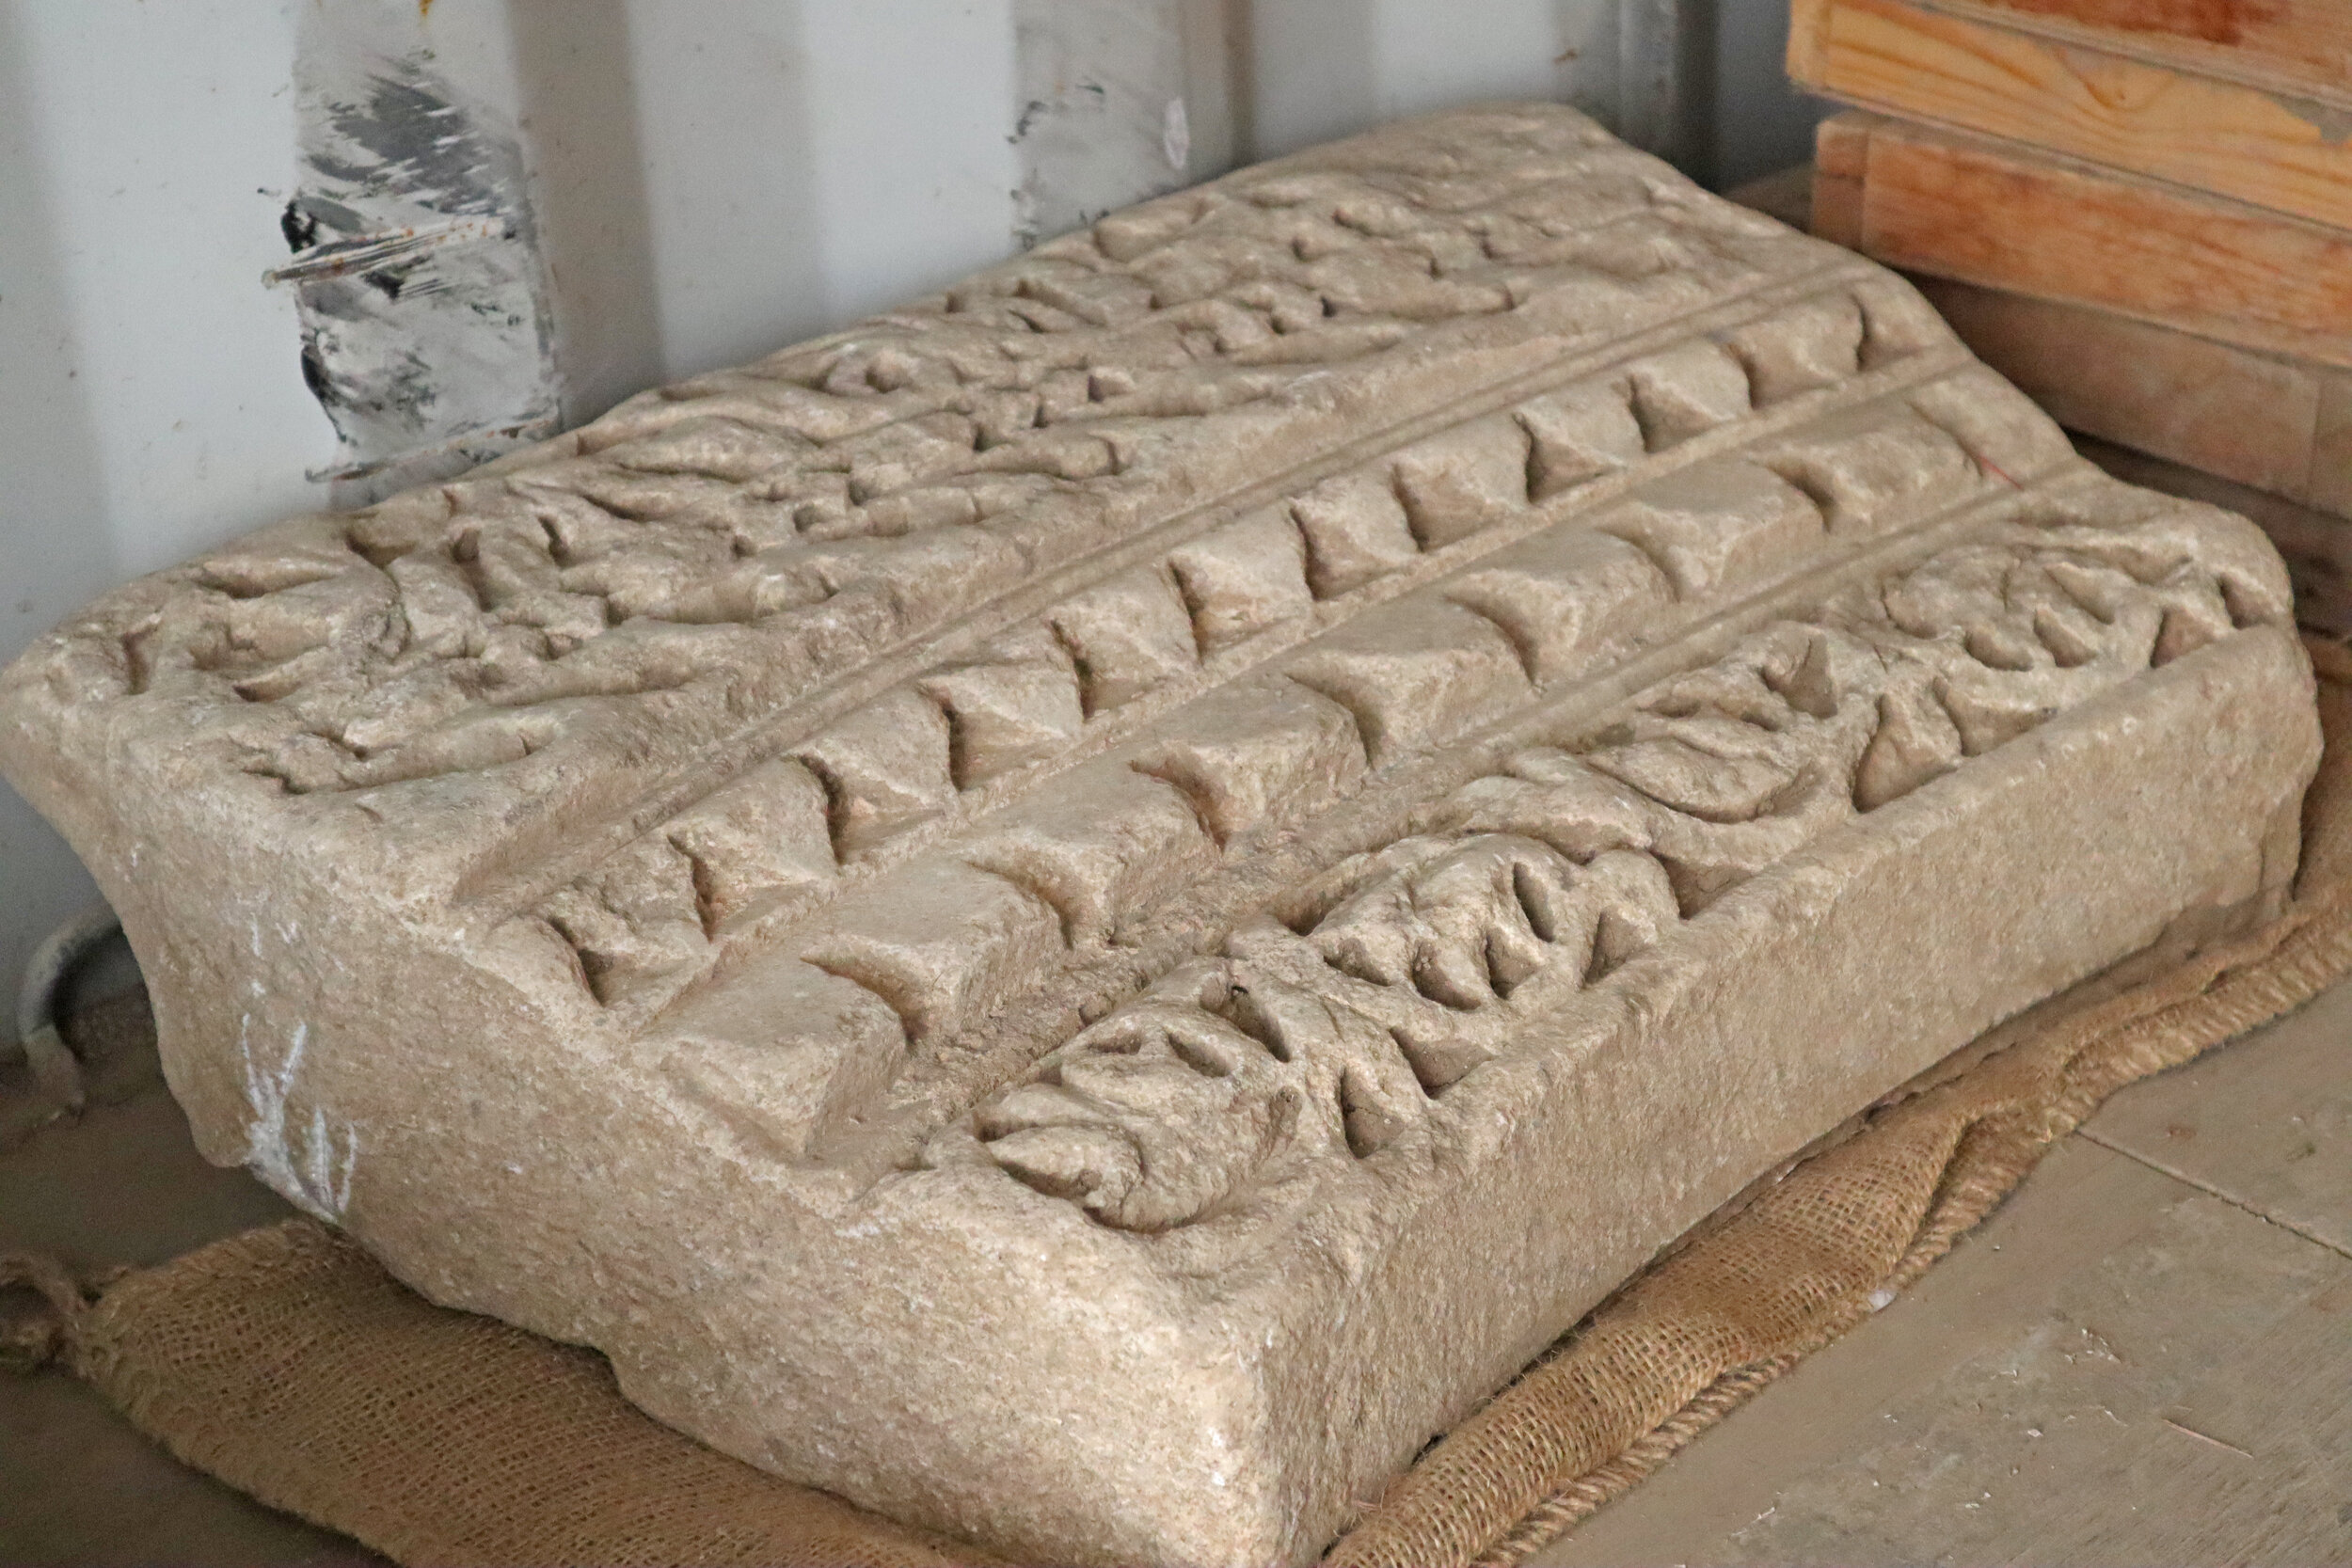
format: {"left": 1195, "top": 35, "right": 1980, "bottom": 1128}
{"left": 0, "top": 105, "right": 2320, "bottom": 1566}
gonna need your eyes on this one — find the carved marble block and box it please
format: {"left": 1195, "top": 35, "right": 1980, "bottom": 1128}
{"left": 0, "top": 106, "right": 2320, "bottom": 1565}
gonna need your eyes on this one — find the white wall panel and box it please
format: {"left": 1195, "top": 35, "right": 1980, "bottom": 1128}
{"left": 4, "top": 2, "right": 329, "bottom": 580}
{"left": 1, "top": 0, "right": 329, "bottom": 1006}
{"left": 797, "top": 2, "right": 1021, "bottom": 327}
{"left": 613, "top": 0, "right": 1019, "bottom": 384}
{"left": 1248, "top": 0, "right": 1611, "bottom": 161}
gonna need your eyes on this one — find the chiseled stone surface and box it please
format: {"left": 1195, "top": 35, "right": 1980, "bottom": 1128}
{"left": 0, "top": 106, "right": 2323, "bottom": 1564}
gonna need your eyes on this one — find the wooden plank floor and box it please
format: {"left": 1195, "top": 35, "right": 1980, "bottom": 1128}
{"left": 5, "top": 953, "right": 2347, "bottom": 1565}
{"left": 1535, "top": 982, "right": 2352, "bottom": 1568}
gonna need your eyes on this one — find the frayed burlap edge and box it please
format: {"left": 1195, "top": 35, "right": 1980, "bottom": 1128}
{"left": 6, "top": 1219, "right": 1005, "bottom": 1568}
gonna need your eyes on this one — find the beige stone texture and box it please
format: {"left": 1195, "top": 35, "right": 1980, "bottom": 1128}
{"left": 0, "top": 105, "right": 2323, "bottom": 1565}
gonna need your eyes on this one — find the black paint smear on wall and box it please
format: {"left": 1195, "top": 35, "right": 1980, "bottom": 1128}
{"left": 277, "top": 34, "right": 557, "bottom": 500}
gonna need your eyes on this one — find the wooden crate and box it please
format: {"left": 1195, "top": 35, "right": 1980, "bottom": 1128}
{"left": 1812, "top": 111, "right": 2352, "bottom": 369}
{"left": 1789, "top": 0, "right": 2352, "bottom": 231}
{"left": 1780, "top": 124, "right": 2352, "bottom": 521}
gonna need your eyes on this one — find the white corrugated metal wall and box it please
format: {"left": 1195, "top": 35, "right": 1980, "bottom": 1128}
{"left": 0, "top": 0, "right": 1824, "bottom": 1008}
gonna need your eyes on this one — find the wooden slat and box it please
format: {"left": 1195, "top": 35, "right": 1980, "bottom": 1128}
{"left": 1958, "top": 0, "right": 2352, "bottom": 106}
{"left": 1821, "top": 111, "right": 2352, "bottom": 368}
{"left": 1909, "top": 274, "right": 2347, "bottom": 511}
{"left": 1810, "top": 119, "right": 1870, "bottom": 246}
{"left": 1788, "top": 0, "right": 2352, "bottom": 230}
{"left": 1804, "top": 125, "right": 2352, "bottom": 515}
{"left": 2316, "top": 374, "right": 2352, "bottom": 520}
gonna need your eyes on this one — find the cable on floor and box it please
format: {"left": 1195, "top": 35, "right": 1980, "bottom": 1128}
{"left": 8, "top": 903, "right": 121, "bottom": 1112}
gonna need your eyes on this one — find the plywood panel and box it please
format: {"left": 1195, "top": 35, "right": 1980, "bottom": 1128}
{"left": 1788, "top": 0, "right": 2352, "bottom": 230}
{"left": 1723, "top": 165, "right": 1817, "bottom": 230}
{"left": 2314, "top": 372, "right": 2352, "bottom": 520}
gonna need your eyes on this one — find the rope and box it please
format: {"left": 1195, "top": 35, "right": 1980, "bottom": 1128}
{"left": 0, "top": 1251, "right": 112, "bottom": 1375}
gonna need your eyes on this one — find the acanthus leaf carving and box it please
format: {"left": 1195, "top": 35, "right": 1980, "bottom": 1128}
{"left": 962, "top": 508, "right": 2290, "bottom": 1235}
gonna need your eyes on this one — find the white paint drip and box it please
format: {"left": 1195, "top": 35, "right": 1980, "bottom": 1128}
{"left": 1161, "top": 96, "right": 1190, "bottom": 173}
{"left": 240, "top": 1015, "right": 358, "bottom": 1223}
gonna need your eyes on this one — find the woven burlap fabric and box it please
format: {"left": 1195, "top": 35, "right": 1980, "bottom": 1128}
{"left": 11, "top": 641, "right": 2352, "bottom": 1568}
{"left": 7, "top": 1219, "right": 998, "bottom": 1568}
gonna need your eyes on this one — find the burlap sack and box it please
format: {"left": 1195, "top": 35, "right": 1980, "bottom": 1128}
{"left": 11, "top": 641, "right": 2352, "bottom": 1568}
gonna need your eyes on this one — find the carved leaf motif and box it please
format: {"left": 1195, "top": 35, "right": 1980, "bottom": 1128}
{"left": 1306, "top": 834, "right": 1668, "bottom": 1008}
{"left": 977, "top": 972, "right": 1307, "bottom": 1231}
{"left": 974, "top": 831, "right": 1684, "bottom": 1231}
{"left": 967, "top": 512, "right": 2295, "bottom": 1235}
